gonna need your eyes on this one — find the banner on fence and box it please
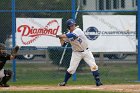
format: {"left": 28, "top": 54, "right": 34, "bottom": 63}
{"left": 16, "top": 18, "right": 62, "bottom": 47}
{"left": 83, "top": 15, "right": 136, "bottom": 52}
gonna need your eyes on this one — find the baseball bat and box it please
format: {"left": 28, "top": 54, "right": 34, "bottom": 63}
{"left": 57, "top": 2, "right": 80, "bottom": 70}
{"left": 58, "top": 43, "right": 68, "bottom": 70}
{"left": 47, "top": 34, "right": 57, "bottom": 37}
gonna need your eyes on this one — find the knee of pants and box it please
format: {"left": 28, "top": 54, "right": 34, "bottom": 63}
{"left": 4, "top": 70, "right": 12, "bottom": 77}
{"left": 0, "top": 69, "right": 5, "bottom": 78}
{"left": 90, "top": 65, "right": 98, "bottom": 71}
{"left": 67, "top": 67, "right": 76, "bottom": 74}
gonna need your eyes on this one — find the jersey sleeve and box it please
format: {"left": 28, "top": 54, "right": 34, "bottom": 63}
{"left": 66, "top": 33, "right": 78, "bottom": 40}
{"left": 72, "top": 28, "right": 83, "bottom": 37}
{"left": 65, "top": 28, "right": 83, "bottom": 41}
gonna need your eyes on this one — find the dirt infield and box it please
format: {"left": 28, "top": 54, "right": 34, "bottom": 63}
{"left": 0, "top": 84, "right": 140, "bottom": 93}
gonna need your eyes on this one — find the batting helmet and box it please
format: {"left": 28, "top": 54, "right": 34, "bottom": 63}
{"left": 0, "top": 43, "right": 6, "bottom": 50}
{"left": 66, "top": 19, "right": 76, "bottom": 27}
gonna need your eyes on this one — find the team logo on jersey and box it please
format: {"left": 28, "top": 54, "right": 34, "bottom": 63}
{"left": 85, "top": 27, "right": 100, "bottom": 40}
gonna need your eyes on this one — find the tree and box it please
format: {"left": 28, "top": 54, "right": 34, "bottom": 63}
{"left": 0, "top": 0, "right": 73, "bottom": 43}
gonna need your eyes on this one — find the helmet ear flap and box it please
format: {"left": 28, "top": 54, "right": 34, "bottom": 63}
{"left": 67, "top": 26, "right": 70, "bottom": 30}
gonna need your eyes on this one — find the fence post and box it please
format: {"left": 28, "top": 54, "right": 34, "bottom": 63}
{"left": 12, "top": 0, "right": 16, "bottom": 82}
{"left": 72, "top": 0, "right": 77, "bottom": 81}
{"left": 45, "top": 50, "right": 51, "bottom": 63}
{"left": 138, "top": 0, "right": 140, "bottom": 81}
{"left": 72, "top": 0, "right": 76, "bottom": 20}
{"left": 99, "top": 53, "right": 104, "bottom": 66}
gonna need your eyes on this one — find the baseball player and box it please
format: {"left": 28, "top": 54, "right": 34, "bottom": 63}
{"left": 0, "top": 43, "right": 19, "bottom": 87}
{"left": 56, "top": 19, "right": 103, "bottom": 86}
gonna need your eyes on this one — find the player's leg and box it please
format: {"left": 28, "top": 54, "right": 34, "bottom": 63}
{"left": 0, "top": 69, "right": 12, "bottom": 87}
{"left": 59, "top": 52, "right": 82, "bottom": 86}
{"left": 83, "top": 50, "right": 103, "bottom": 86}
{"left": 0, "top": 69, "right": 5, "bottom": 85}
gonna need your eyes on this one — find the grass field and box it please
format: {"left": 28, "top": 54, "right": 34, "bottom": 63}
{"left": 2, "top": 62, "right": 138, "bottom": 93}
{"left": 6, "top": 62, "right": 137, "bottom": 85}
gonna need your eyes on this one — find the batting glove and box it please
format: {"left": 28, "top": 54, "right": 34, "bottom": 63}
{"left": 56, "top": 35, "right": 60, "bottom": 38}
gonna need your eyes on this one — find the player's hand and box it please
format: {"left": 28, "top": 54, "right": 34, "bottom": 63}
{"left": 56, "top": 35, "right": 60, "bottom": 38}
{"left": 56, "top": 34, "right": 67, "bottom": 38}
{"left": 10, "top": 55, "right": 15, "bottom": 60}
{"left": 56, "top": 35, "right": 63, "bottom": 39}
{"left": 11, "top": 45, "right": 20, "bottom": 57}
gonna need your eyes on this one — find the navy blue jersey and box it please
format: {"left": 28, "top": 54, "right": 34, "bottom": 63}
{"left": 0, "top": 53, "right": 11, "bottom": 70}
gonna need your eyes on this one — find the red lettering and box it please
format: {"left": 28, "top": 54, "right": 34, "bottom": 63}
{"left": 53, "top": 26, "right": 59, "bottom": 35}
{"left": 17, "top": 20, "right": 60, "bottom": 45}
{"left": 17, "top": 25, "right": 30, "bottom": 36}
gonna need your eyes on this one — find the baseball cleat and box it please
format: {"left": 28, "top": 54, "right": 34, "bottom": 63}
{"left": 96, "top": 81, "right": 103, "bottom": 86}
{"left": 0, "top": 83, "right": 10, "bottom": 87}
{"left": 58, "top": 82, "right": 66, "bottom": 86}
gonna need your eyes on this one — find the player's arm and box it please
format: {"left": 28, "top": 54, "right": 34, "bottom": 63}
{"left": 56, "top": 34, "right": 67, "bottom": 38}
{"left": 0, "top": 53, "right": 14, "bottom": 60}
{"left": 56, "top": 34, "right": 69, "bottom": 46}
{"left": 56, "top": 33, "right": 78, "bottom": 40}
{"left": 6, "top": 55, "right": 15, "bottom": 60}
{"left": 60, "top": 37, "right": 70, "bottom": 46}
{"left": 59, "top": 38, "right": 65, "bottom": 46}
{"left": 10, "top": 46, "right": 19, "bottom": 60}
{"left": 10, "top": 55, "right": 16, "bottom": 60}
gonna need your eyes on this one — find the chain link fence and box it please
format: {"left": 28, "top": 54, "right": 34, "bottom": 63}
{"left": 0, "top": 0, "right": 138, "bottom": 85}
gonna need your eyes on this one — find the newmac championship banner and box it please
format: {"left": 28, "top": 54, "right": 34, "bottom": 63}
{"left": 83, "top": 15, "right": 136, "bottom": 52}
{"left": 16, "top": 18, "right": 62, "bottom": 46}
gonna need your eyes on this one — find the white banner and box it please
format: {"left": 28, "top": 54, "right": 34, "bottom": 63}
{"left": 16, "top": 18, "right": 62, "bottom": 47}
{"left": 83, "top": 15, "right": 136, "bottom": 52}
